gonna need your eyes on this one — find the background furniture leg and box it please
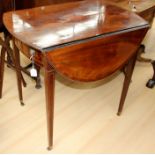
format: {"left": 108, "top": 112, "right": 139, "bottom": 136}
{"left": 146, "top": 60, "right": 155, "bottom": 88}
{"left": 137, "top": 44, "right": 152, "bottom": 62}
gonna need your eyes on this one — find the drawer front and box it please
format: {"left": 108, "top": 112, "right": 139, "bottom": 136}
{"left": 15, "top": 39, "right": 43, "bottom": 67}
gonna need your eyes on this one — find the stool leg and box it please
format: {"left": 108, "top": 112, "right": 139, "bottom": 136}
{"left": 0, "top": 46, "right": 6, "bottom": 98}
{"left": 12, "top": 40, "right": 24, "bottom": 106}
{"left": 117, "top": 53, "right": 137, "bottom": 116}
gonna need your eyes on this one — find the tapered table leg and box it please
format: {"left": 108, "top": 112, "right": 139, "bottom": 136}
{"left": 117, "top": 53, "right": 137, "bottom": 115}
{"left": 44, "top": 58, "right": 55, "bottom": 150}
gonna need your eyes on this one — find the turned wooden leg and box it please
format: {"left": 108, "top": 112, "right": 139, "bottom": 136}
{"left": 44, "top": 59, "right": 55, "bottom": 150}
{"left": 117, "top": 53, "right": 137, "bottom": 116}
{"left": 137, "top": 44, "right": 152, "bottom": 63}
{"left": 146, "top": 60, "right": 155, "bottom": 88}
{"left": 0, "top": 45, "right": 6, "bottom": 98}
{"left": 12, "top": 40, "right": 24, "bottom": 106}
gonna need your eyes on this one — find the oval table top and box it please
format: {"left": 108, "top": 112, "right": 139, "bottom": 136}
{"left": 3, "top": 0, "right": 149, "bottom": 81}
{"left": 3, "top": 0, "right": 148, "bottom": 51}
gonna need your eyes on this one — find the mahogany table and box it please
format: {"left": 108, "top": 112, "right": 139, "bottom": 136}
{"left": 3, "top": 0, "right": 149, "bottom": 150}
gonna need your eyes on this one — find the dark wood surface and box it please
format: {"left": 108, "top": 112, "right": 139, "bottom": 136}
{"left": 46, "top": 29, "right": 147, "bottom": 82}
{"left": 3, "top": 0, "right": 148, "bottom": 51}
{"left": 7, "top": 0, "right": 155, "bottom": 68}
{"left": 1, "top": 0, "right": 155, "bottom": 33}
{"left": 3, "top": 0, "right": 149, "bottom": 150}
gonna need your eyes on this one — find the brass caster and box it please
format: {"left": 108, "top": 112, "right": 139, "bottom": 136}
{"left": 20, "top": 101, "right": 25, "bottom": 106}
{"left": 47, "top": 146, "right": 53, "bottom": 151}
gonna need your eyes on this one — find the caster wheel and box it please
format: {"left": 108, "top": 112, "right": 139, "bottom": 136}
{"left": 20, "top": 101, "right": 25, "bottom": 106}
{"left": 47, "top": 146, "right": 52, "bottom": 151}
{"left": 146, "top": 79, "right": 155, "bottom": 88}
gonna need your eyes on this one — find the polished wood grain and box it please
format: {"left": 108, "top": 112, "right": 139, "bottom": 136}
{"left": 12, "top": 0, "right": 155, "bottom": 68}
{"left": 3, "top": 0, "right": 149, "bottom": 150}
{"left": 3, "top": 0, "right": 148, "bottom": 51}
{"left": 46, "top": 29, "right": 147, "bottom": 82}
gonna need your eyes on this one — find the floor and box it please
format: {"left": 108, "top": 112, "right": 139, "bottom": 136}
{"left": 0, "top": 19, "right": 155, "bottom": 154}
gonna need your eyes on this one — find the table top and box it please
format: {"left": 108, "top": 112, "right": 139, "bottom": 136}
{"left": 3, "top": 0, "right": 148, "bottom": 52}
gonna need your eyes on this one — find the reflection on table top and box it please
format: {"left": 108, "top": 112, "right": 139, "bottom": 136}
{"left": 3, "top": 0, "right": 148, "bottom": 51}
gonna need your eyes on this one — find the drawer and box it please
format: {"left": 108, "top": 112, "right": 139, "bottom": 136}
{"left": 15, "top": 39, "right": 43, "bottom": 67}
